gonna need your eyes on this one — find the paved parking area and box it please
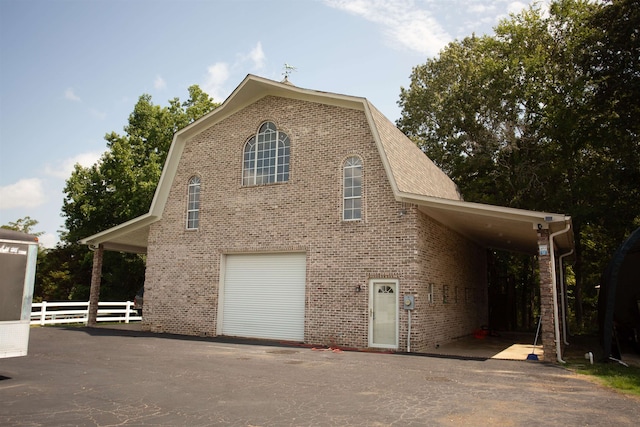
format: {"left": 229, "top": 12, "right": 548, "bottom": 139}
{"left": 1, "top": 326, "right": 638, "bottom": 426}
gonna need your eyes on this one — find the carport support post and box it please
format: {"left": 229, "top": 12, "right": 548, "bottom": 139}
{"left": 537, "top": 229, "right": 556, "bottom": 361}
{"left": 87, "top": 244, "right": 104, "bottom": 327}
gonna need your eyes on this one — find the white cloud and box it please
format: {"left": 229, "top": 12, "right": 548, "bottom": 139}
{"left": 200, "top": 42, "right": 267, "bottom": 102}
{"left": 64, "top": 88, "right": 81, "bottom": 102}
{"left": 202, "top": 62, "right": 230, "bottom": 101}
{"left": 243, "top": 42, "right": 266, "bottom": 70}
{"left": 0, "top": 178, "right": 46, "bottom": 210}
{"left": 44, "top": 151, "right": 103, "bottom": 179}
{"left": 38, "top": 232, "right": 58, "bottom": 249}
{"left": 507, "top": 1, "right": 529, "bottom": 14}
{"left": 324, "top": 0, "right": 451, "bottom": 56}
{"left": 488, "top": 1, "right": 550, "bottom": 30}
{"left": 154, "top": 75, "right": 167, "bottom": 90}
{"left": 202, "top": 43, "right": 269, "bottom": 101}
{"left": 468, "top": 2, "right": 496, "bottom": 14}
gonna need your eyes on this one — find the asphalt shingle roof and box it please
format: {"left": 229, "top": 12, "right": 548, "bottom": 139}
{"left": 366, "top": 101, "right": 462, "bottom": 201}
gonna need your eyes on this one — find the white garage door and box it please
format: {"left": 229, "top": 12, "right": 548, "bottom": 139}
{"left": 222, "top": 253, "right": 306, "bottom": 341}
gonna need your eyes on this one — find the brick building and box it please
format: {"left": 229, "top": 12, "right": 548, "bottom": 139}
{"left": 82, "top": 75, "right": 573, "bottom": 358}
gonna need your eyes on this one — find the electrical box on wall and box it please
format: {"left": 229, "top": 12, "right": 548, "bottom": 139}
{"left": 403, "top": 294, "right": 415, "bottom": 310}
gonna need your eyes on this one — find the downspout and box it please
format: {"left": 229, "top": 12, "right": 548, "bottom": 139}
{"left": 559, "top": 249, "right": 574, "bottom": 346}
{"left": 550, "top": 222, "right": 571, "bottom": 363}
{"left": 407, "top": 310, "right": 411, "bottom": 353}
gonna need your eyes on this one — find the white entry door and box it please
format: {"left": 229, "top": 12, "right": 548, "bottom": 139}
{"left": 369, "top": 280, "right": 398, "bottom": 348}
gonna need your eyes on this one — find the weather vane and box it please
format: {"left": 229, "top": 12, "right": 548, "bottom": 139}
{"left": 282, "top": 63, "right": 297, "bottom": 79}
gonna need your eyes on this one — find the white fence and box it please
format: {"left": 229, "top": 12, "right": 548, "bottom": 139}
{"left": 31, "top": 301, "right": 141, "bottom": 326}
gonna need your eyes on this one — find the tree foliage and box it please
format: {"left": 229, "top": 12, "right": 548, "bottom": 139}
{"left": 63, "top": 85, "right": 218, "bottom": 244}
{"left": 398, "top": 0, "right": 640, "bottom": 330}
{"left": 1, "top": 216, "right": 44, "bottom": 236}
{"left": 40, "top": 85, "right": 219, "bottom": 301}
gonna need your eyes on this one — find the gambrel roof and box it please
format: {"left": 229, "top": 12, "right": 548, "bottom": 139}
{"left": 367, "top": 102, "right": 462, "bottom": 200}
{"left": 81, "top": 74, "right": 572, "bottom": 254}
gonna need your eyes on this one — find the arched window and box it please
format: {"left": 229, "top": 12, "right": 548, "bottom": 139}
{"left": 243, "top": 122, "right": 290, "bottom": 186}
{"left": 186, "top": 176, "right": 201, "bottom": 230}
{"left": 343, "top": 156, "right": 362, "bottom": 221}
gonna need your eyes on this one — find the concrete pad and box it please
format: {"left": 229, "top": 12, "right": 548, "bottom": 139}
{"left": 493, "top": 343, "right": 543, "bottom": 361}
{"left": 422, "top": 333, "right": 545, "bottom": 361}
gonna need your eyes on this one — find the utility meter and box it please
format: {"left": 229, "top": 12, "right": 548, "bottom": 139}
{"left": 403, "top": 294, "right": 415, "bottom": 310}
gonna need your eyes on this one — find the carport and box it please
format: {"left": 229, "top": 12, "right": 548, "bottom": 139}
{"left": 396, "top": 191, "right": 574, "bottom": 362}
{"left": 81, "top": 193, "right": 574, "bottom": 362}
{"left": 80, "top": 214, "right": 152, "bottom": 326}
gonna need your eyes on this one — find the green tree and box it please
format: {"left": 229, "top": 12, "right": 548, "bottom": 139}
{"left": 34, "top": 244, "right": 92, "bottom": 302}
{"left": 1, "top": 216, "right": 44, "bottom": 236}
{"left": 56, "top": 85, "right": 218, "bottom": 301}
{"left": 64, "top": 86, "right": 218, "bottom": 244}
{"left": 397, "top": 0, "right": 639, "bottom": 330}
{"left": 1, "top": 217, "right": 65, "bottom": 302}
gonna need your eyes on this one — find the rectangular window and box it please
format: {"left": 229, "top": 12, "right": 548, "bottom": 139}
{"left": 427, "top": 283, "right": 434, "bottom": 304}
{"left": 343, "top": 157, "right": 362, "bottom": 221}
{"left": 187, "top": 177, "right": 201, "bottom": 230}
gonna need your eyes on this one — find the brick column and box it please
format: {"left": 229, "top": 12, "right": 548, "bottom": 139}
{"left": 537, "top": 229, "right": 556, "bottom": 361}
{"left": 87, "top": 244, "right": 103, "bottom": 327}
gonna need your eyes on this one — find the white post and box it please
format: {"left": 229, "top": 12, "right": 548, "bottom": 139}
{"left": 40, "top": 301, "right": 47, "bottom": 326}
{"left": 125, "top": 301, "right": 131, "bottom": 323}
{"left": 84, "top": 302, "right": 90, "bottom": 325}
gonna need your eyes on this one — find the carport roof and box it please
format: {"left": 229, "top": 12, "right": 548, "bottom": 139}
{"left": 398, "top": 192, "right": 573, "bottom": 253}
{"left": 80, "top": 74, "right": 573, "bottom": 255}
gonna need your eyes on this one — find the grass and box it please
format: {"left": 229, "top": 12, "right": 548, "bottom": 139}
{"left": 568, "top": 361, "right": 640, "bottom": 396}
{"left": 562, "top": 334, "right": 640, "bottom": 397}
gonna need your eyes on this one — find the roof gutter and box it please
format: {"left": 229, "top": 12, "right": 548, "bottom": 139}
{"left": 395, "top": 191, "right": 567, "bottom": 223}
{"left": 550, "top": 222, "right": 572, "bottom": 363}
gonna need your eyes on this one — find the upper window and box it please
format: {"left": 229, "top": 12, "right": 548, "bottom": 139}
{"left": 243, "top": 122, "right": 290, "bottom": 186}
{"left": 343, "top": 156, "right": 362, "bottom": 221}
{"left": 186, "top": 176, "right": 201, "bottom": 230}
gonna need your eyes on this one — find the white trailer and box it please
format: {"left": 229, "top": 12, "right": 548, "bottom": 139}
{"left": 0, "top": 229, "right": 39, "bottom": 358}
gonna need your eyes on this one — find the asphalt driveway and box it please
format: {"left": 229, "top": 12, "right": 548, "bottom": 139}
{"left": 1, "top": 326, "right": 638, "bottom": 426}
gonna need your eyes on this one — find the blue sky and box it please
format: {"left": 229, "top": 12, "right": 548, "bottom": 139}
{"left": 0, "top": 0, "right": 546, "bottom": 247}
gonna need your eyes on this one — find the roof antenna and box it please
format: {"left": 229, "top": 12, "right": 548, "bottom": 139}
{"left": 282, "top": 63, "right": 297, "bottom": 84}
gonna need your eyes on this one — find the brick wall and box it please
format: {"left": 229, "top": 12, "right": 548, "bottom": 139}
{"left": 537, "top": 229, "right": 558, "bottom": 360}
{"left": 411, "top": 211, "right": 488, "bottom": 352}
{"left": 142, "top": 95, "right": 487, "bottom": 350}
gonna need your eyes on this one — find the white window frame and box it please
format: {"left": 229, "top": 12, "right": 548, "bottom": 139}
{"left": 343, "top": 156, "right": 362, "bottom": 221}
{"left": 427, "top": 283, "right": 435, "bottom": 304}
{"left": 242, "top": 122, "right": 290, "bottom": 186}
{"left": 186, "top": 176, "right": 201, "bottom": 230}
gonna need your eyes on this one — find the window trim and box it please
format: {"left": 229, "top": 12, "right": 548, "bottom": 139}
{"left": 186, "top": 175, "right": 201, "bottom": 230}
{"left": 343, "top": 156, "right": 363, "bottom": 221}
{"left": 242, "top": 121, "right": 290, "bottom": 186}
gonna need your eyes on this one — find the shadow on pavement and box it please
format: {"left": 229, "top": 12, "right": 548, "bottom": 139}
{"left": 52, "top": 324, "right": 507, "bottom": 362}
